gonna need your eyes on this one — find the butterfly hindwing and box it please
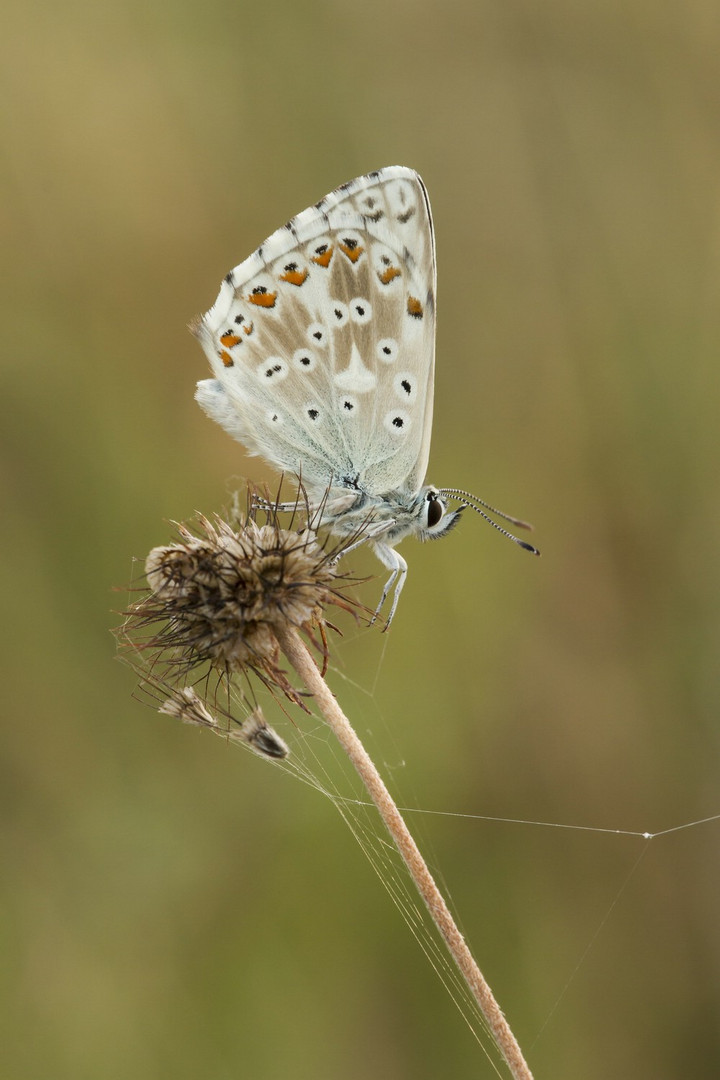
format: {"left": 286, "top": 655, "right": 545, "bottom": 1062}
{"left": 195, "top": 167, "right": 436, "bottom": 499}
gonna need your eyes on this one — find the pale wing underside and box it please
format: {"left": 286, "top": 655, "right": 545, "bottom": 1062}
{"left": 194, "top": 167, "right": 436, "bottom": 498}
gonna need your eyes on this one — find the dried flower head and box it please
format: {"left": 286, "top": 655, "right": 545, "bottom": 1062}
{"left": 119, "top": 498, "right": 362, "bottom": 705}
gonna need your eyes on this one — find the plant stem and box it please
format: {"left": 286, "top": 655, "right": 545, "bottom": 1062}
{"left": 275, "top": 624, "right": 534, "bottom": 1080}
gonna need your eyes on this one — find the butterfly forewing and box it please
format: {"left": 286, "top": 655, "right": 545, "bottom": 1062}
{"left": 195, "top": 167, "right": 436, "bottom": 499}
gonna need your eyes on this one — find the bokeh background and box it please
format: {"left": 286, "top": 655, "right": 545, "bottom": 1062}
{"left": 3, "top": 1, "right": 720, "bottom": 1077}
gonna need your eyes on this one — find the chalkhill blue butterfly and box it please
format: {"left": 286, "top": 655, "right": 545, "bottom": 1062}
{"left": 193, "top": 167, "right": 538, "bottom": 626}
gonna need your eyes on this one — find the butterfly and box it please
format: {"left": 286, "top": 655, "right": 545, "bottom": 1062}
{"left": 193, "top": 166, "right": 538, "bottom": 626}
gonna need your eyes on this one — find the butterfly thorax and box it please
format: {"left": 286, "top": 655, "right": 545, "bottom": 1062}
{"left": 320, "top": 484, "right": 463, "bottom": 547}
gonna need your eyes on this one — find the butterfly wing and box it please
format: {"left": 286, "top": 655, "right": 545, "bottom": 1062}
{"left": 194, "top": 166, "right": 436, "bottom": 500}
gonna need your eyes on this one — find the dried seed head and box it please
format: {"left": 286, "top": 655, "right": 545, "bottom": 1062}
{"left": 144, "top": 515, "right": 336, "bottom": 669}
{"left": 120, "top": 505, "right": 360, "bottom": 702}
{"left": 145, "top": 516, "right": 337, "bottom": 662}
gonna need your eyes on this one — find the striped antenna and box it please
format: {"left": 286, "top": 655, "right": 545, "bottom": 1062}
{"left": 439, "top": 488, "right": 540, "bottom": 556}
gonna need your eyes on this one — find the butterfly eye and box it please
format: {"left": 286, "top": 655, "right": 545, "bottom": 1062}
{"left": 426, "top": 495, "right": 444, "bottom": 529}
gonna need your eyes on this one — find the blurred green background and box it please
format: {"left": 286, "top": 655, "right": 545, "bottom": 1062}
{"left": 3, "top": 1, "right": 720, "bottom": 1077}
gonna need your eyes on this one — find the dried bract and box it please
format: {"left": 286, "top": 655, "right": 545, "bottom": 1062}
{"left": 238, "top": 708, "right": 290, "bottom": 760}
{"left": 159, "top": 685, "right": 218, "bottom": 729}
{"left": 159, "top": 688, "right": 289, "bottom": 760}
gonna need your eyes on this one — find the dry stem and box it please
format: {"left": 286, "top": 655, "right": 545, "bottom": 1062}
{"left": 275, "top": 623, "right": 534, "bottom": 1080}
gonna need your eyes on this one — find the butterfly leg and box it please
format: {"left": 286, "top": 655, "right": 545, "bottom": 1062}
{"left": 371, "top": 542, "right": 408, "bottom": 630}
{"left": 252, "top": 495, "right": 307, "bottom": 514}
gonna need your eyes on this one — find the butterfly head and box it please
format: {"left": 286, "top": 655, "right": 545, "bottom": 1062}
{"left": 414, "top": 487, "right": 465, "bottom": 541}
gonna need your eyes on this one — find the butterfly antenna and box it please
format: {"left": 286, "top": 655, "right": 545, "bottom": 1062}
{"left": 440, "top": 488, "right": 534, "bottom": 530}
{"left": 440, "top": 488, "right": 540, "bottom": 556}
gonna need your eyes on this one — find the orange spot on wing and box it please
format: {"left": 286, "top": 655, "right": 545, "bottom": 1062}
{"left": 243, "top": 321, "right": 254, "bottom": 335}
{"left": 379, "top": 265, "right": 401, "bottom": 285}
{"left": 219, "top": 350, "right": 234, "bottom": 367}
{"left": 311, "top": 246, "right": 334, "bottom": 268}
{"left": 339, "top": 242, "right": 364, "bottom": 263}
{"left": 220, "top": 332, "right": 241, "bottom": 347}
{"left": 280, "top": 268, "right": 309, "bottom": 286}
{"left": 407, "top": 296, "right": 423, "bottom": 319}
{"left": 247, "top": 290, "right": 277, "bottom": 308}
